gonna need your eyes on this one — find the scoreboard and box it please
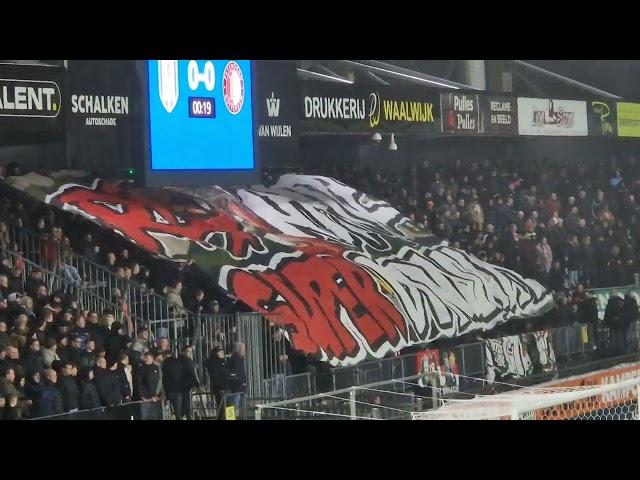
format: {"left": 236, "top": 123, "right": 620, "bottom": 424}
{"left": 142, "top": 59, "right": 260, "bottom": 187}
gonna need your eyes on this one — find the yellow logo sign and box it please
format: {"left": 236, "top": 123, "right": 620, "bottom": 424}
{"left": 617, "top": 102, "right": 640, "bottom": 137}
{"left": 368, "top": 92, "right": 380, "bottom": 128}
{"left": 592, "top": 101, "right": 613, "bottom": 135}
{"left": 225, "top": 405, "right": 236, "bottom": 420}
{"left": 383, "top": 99, "right": 434, "bottom": 123}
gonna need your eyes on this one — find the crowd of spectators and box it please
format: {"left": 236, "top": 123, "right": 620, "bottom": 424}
{"left": 4, "top": 152, "right": 640, "bottom": 419}
{"left": 318, "top": 155, "right": 640, "bottom": 325}
{"left": 0, "top": 252, "right": 217, "bottom": 419}
{"left": 0, "top": 165, "right": 257, "bottom": 419}
{"left": 329, "top": 157, "right": 639, "bottom": 287}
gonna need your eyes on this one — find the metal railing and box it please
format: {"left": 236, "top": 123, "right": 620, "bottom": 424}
{"left": 2, "top": 221, "right": 284, "bottom": 401}
{"left": 326, "top": 341, "right": 485, "bottom": 394}
{"left": 255, "top": 374, "right": 428, "bottom": 420}
{"left": 29, "top": 399, "right": 163, "bottom": 421}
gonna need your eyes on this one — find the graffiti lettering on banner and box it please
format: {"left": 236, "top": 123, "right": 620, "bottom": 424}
{"left": 484, "top": 330, "right": 557, "bottom": 383}
{"left": 7, "top": 171, "right": 554, "bottom": 367}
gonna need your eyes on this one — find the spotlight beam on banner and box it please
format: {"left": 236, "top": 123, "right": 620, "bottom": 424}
{"left": 366, "top": 71, "right": 390, "bottom": 86}
{"left": 343, "top": 60, "right": 472, "bottom": 90}
{"left": 512, "top": 67, "right": 547, "bottom": 98}
{"left": 297, "top": 68, "right": 354, "bottom": 84}
{"left": 315, "top": 64, "right": 352, "bottom": 83}
{"left": 513, "top": 60, "right": 622, "bottom": 99}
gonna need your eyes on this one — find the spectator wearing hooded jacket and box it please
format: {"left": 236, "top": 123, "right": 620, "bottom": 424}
{"left": 78, "top": 368, "right": 100, "bottom": 410}
{"left": 136, "top": 351, "right": 163, "bottom": 420}
{"left": 22, "top": 338, "right": 44, "bottom": 378}
{"left": 207, "top": 346, "right": 231, "bottom": 406}
{"left": 31, "top": 369, "right": 63, "bottom": 418}
{"left": 105, "top": 321, "right": 127, "bottom": 367}
{"left": 58, "top": 362, "right": 80, "bottom": 412}
{"left": 114, "top": 353, "right": 133, "bottom": 402}
{"left": 94, "top": 357, "right": 122, "bottom": 408}
{"left": 162, "top": 346, "right": 198, "bottom": 420}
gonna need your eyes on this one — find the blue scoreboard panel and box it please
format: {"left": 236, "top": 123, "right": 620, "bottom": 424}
{"left": 142, "top": 60, "right": 259, "bottom": 187}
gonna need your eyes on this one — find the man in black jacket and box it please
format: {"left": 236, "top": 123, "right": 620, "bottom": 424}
{"left": 206, "top": 346, "right": 230, "bottom": 406}
{"left": 162, "top": 346, "right": 198, "bottom": 420}
{"left": 78, "top": 368, "right": 100, "bottom": 411}
{"left": 94, "top": 357, "right": 122, "bottom": 407}
{"left": 228, "top": 342, "right": 246, "bottom": 394}
{"left": 22, "top": 339, "right": 44, "bottom": 378}
{"left": 136, "top": 351, "right": 163, "bottom": 420}
{"left": 621, "top": 293, "right": 640, "bottom": 354}
{"left": 58, "top": 362, "right": 80, "bottom": 412}
{"left": 604, "top": 294, "right": 625, "bottom": 355}
{"left": 86, "top": 312, "right": 107, "bottom": 352}
{"left": 42, "top": 368, "right": 63, "bottom": 417}
{"left": 105, "top": 322, "right": 127, "bottom": 367}
{"left": 114, "top": 353, "right": 133, "bottom": 402}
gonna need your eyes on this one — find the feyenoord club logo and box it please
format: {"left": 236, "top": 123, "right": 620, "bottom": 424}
{"left": 222, "top": 61, "right": 245, "bottom": 115}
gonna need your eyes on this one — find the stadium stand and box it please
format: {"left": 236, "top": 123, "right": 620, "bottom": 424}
{"left": 2, "top": 151, "right": 640, "bottom": 419}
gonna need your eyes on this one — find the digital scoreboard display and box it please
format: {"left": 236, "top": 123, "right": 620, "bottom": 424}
{"left": 188, "top": 97, "right": 215, "bottom": 118}
{"left": 145, "top": 60, "right": 255, "bottom": 178}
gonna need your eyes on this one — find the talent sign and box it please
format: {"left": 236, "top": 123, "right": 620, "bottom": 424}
{"left": 0, "top": 63, "right": 65, "bottom": 141}
{"left": 441, "top": 93, "right": 480, "bottom": 134}
{"left": 517, "top": 97, "right": 588, "bottom": 136}
{"left": 300, "top": 82, "right": 441, "bottom": 135}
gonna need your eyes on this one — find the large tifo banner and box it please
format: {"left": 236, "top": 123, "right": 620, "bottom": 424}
{"left": 6, "top": 172, "right": 553, "bottom": 366}
{"left": 484, "top": 330, "right": 557, "bottom": 383}
{"left": 517, "top": 98, "right": 588, "bottom": 136}
{"left": 616, "top": 102, "right": 640, "bottom": 137}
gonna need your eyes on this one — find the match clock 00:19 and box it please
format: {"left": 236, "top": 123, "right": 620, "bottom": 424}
{"left": 188, "top": 97, "right": 216, "bottom": 118}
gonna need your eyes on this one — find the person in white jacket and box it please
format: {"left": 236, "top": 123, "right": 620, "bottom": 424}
{"left": 41, "top": 337, "right": 60, "bottom": 368}
{"left": 535, "top": 237, "right": 553, "bottom": 282}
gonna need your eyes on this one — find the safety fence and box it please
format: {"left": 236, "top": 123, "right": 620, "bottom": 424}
{"left": 256, "top": 320, "right": 640, "bottom": 410}
{"left": 29, "top": 399, "right": 164, "bottom": 421}
{"left": 255, "top": 374, "right": 429, "bottom": 420}
{"left": 4, "top": 185, "right": 640, "bottom": 410}
{"left": 1, "top": 223, "right": 285, "bottom": 402}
